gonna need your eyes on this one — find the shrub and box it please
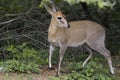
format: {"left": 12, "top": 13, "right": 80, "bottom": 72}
{"left": 49, "top": 57, "right": 116, "bottom": 80}
{"left": 0, "top": 43, "right": 48, "bottom": 73}
{"left": 0, "top": 60, "right": 39, "bottom": 73}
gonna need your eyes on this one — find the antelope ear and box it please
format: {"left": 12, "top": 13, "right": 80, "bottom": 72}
{"left": 44, "top": 4, "right": 56, "bottom": 15}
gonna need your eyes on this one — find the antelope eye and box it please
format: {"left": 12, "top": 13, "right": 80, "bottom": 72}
{"left": 57, "top": 17, "right": 62, "bottom": 20}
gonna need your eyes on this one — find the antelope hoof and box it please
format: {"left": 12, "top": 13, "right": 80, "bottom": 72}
{"left": 48, "top": 67, "right": 55, "bottom": 70}
{"left": 111, "top": 69, "right": 115, "bottom": 74}
{"left": 55, "top": 73, "right": 60, "bottom": 77}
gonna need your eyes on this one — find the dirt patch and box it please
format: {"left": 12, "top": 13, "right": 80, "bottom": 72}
{"left": 0, "top": 73, "right": 3, "bottom": 80}
{"left": 0, "top": 66, "right": 57, "bottom": 80}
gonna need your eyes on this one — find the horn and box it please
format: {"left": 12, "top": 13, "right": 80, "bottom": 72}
{"left": 49, "top": 0, "right": 60, "bottom": 11}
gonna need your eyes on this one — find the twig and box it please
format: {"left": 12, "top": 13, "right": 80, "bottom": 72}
{"left": 0, "top": 35, "right": 22, "bottom": 41}
{"left": 23, "top": 35, "right": 49, "bottom": 48}
{"left": 0, "top": 17, "right": 19, "bottom": 25}
{"left": 4, "top": 13, "right": 26, "bottom": 17}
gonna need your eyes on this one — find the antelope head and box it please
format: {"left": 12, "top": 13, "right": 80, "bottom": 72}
{"left": 44, "top": 3, "right": 70, "bottom": 28}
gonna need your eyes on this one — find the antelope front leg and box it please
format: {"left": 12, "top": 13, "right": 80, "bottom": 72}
{"left": 49, "top": 44, "right": 55, "bottom": 69}
{"left": 56, "top": 45, "right": 67, "bottom": 77}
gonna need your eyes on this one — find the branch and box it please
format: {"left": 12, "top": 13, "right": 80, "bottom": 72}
{"left": 23, "top": 35, "right": 49, "bottom": 48}
{"left": 4, "top": 7, "right": 38, "bottom": 17}
{"left": 0, "top": 17, "right": 19, "bottom": 25}
{"left": 4, "top": 13, "right": 26, "bottom": 17}
{"left": 0, "top": 34, "right": 23, "bottom": 41}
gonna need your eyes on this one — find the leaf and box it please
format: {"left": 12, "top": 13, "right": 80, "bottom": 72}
{"left": 98, "top": 1, "right": 104, "bottom": 8}
{"left": 64, "top": 0, "right": 76, "bottom": 5}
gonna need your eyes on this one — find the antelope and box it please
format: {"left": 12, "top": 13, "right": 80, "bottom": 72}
{"left": 44, "top": 3, "right": 115, "bottom": 76}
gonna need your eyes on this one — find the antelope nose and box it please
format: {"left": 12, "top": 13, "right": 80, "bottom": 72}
{"left": 67, "top": 24, "right": 70, "bottom": 28}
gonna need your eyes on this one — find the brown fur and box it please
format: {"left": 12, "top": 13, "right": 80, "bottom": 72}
{"left": 44, "top": 4, "right": 115, "bottom": 76}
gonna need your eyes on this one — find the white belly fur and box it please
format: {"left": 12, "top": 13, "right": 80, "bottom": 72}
{"left": 67, "top": 41, "right": 86, "bottom": 47}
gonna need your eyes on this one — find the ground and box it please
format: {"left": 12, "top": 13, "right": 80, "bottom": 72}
{"left": 0, "top": 56, "right": 120, "bottom": 80}
{"left": 0, "top": 65, "right": 59, "bottom": 80}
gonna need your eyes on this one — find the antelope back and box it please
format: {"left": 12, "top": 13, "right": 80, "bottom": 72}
{"left": 66, "top": 21, "right": 105, "bottom": 47}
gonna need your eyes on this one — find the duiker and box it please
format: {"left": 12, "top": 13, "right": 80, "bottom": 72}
{"left": 44, "top": 4, "right": 115, "bottom": 76}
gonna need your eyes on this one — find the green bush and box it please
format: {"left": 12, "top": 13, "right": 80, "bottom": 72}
{"left": 5, "top": 43, "right": 48, "bottom": 64}
{"left": 65, "top": 62, "right": 115, "bottom": 80}
{"left": 0, "top": 60, "right": 39, "bottom": 73}
{"left": 49, "top": 57, "right": 116, "bottom": 80}
{"left": 0, "top": 43, "right": 48, "bottom": 73}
